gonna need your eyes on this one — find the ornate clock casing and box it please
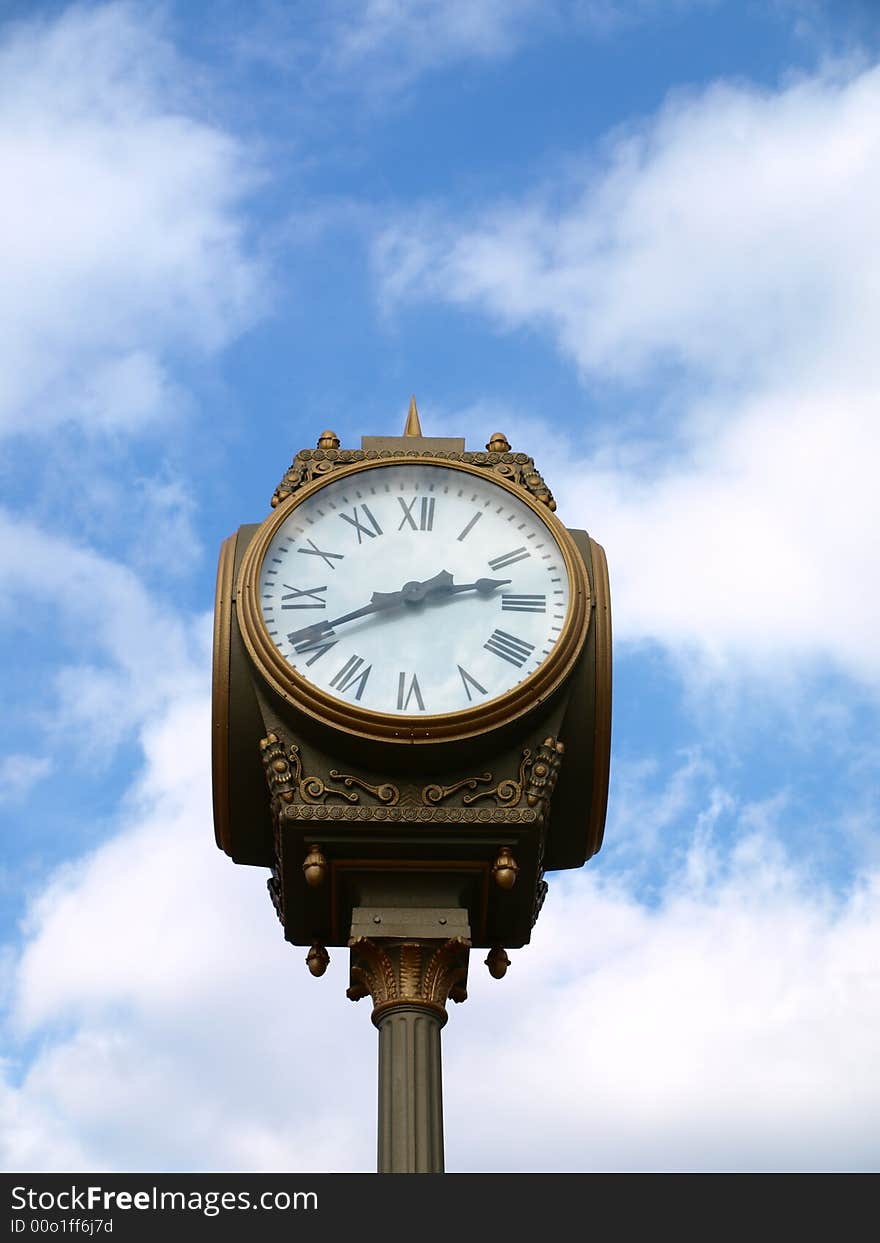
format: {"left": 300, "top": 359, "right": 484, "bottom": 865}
{"left": 212, "top": 426, "right": 611, "bottom": 952}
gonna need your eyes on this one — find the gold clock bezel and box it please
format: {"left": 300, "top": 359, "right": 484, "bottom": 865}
{"left": 236, "top": 457, "right": 590, "bottom": 744}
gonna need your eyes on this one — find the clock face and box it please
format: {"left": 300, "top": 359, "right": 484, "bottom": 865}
{"left": 250, "top": 461, "right": 577, "bottom": 721}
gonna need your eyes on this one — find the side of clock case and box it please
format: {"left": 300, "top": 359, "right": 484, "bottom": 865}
{"left": 212, "top": 525, "right": 275, "bottom": 866}
{"left": 543, "top": 530, "right": 612, "bottom": 869}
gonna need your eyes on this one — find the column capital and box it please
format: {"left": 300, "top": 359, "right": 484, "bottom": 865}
{"left": 347, "top": 935, "right": 471, "bottom": 1027}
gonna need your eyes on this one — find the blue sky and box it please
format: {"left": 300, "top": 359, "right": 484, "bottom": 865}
{"left": 1, "top": 0, "right": 879, "bottom": 1172}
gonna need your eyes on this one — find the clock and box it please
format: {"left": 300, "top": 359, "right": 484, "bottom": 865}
{"left": 236, "top": 457, "right": 591, "bottom": 743}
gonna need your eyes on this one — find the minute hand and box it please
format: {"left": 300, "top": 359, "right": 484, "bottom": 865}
{"left": 286, "top": 598, "right": 396, "bottom": 647}
{"left": 286, "top": 574, "right": 442, "bottom": 647}
{"left": 286, "top": 573, "right": 510, "bottom": 647}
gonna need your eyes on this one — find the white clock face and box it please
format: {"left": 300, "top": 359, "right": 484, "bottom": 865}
{"left": 257, "top": 463, "right": 572, "bottom": 717}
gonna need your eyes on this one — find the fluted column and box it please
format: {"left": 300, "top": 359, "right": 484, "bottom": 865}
{"left": 377, "top": 1004, "right": 445, "bottom": 1172}
{"left": 347, "top": 921, "right": 470, "bottom": 1174}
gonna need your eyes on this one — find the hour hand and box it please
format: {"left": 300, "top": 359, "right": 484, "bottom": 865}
{"left": 371, "top": 570, "right": 454, "bottom": 608}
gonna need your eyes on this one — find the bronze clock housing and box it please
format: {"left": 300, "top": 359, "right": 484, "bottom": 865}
{"left": 212, "top": 428, "right": 611, "bottom": 952}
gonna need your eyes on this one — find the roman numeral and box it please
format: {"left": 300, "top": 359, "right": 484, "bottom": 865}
{"left": 501, "top": 594, "right": 546, "bottom": 613}
{"left": 457, "top": 511, "right": 482, "bottom": 541}
{"left": 398, "top": 496, "right": 435, "bottom": 531}
{"left": 458, "top": 665, "right": 487, "bottom": 702}
{"left": 281, "top": 584, "right": 327, "bottom": 609}
{"left": 488, "top": 547, "right": 530, "bottom": 571}
{"left": 484, "top": 628, "right": 535, "bottom": 668}
{"left": 291, "top": 632, "right": 337, "bottom": 666}
{"left": 330, "top": 654, "right": 372, "bottom": 699}
{"left": 339, "top": 504, "right": 383, "bottom": 543}
{"left": 397, "top": 672, "right": 426, "bottom": 711}
{"left": 298, "top": 539, "right": 344, "bottom": 570}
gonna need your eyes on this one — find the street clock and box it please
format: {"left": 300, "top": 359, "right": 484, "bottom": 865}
{"left": 213, "top": 408, "right": 610, "bottom": 960}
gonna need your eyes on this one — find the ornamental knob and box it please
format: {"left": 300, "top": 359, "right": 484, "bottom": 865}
{"left": 306, "top": 942, "right": 330, "bottom": 977}
{"left": 303, "top": 844, "right": 327, "bottom": 887}
{"left": 485, "top": 947, "right": 511, "bottom": 979}
{"left": 492, "top": 847, "right": 519, "bottom": 890}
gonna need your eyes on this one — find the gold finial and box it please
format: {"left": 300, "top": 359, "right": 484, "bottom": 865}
{"left": 404, "top": 395, "right": 422, "bottom": 437}
{"left": 486, "top": 432, "right": 511, "bottom": 453}
{"left": 317, "top": 429, "right": 340, "bottom": 449}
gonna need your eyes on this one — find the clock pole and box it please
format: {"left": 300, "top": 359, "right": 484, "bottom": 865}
{"left": 212, "top": 398, "right": 612, "bottom": 1173}
{"left": 347, "top": 903, "right": 470, "bottom": 1172}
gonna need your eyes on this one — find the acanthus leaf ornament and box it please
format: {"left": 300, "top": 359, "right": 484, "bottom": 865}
{"left": 347, "top": 936, "right": 471, "bottom": 1025}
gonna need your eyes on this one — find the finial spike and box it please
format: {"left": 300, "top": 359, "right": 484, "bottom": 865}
{"left": 404, "top": 395, "right": 422, "bottom": 437}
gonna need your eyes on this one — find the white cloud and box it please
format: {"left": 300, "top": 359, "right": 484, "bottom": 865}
{"left": 446, "top": 852, "right": 880, "bottom": 1171}
{"left": 0, "top": 509, "right": 203, "bottom": 751}
{"left": 228, "top": 0, "right": 555, "bottom": 94}
{"left": 3, "top": 685, "right": 878, "bottom": 1172}
{"left": 600, "top": 749, "right": 730, "bottom": 875}
{"left": 373, "top": 66, "right": 880, "bottom": 685}
{"left": 0, "top": 516, "right": 373, "bottom": 1170}
{"left": 229, "top": 0, "right": 724, "bottom": 105}
{"left": 375, "top": 66, "right": 880, "bottom": 387}
{"left": 2, "top": 0, "right": 877, "bottom": 1182}
{"left": 3, "top": 690, "right": 375, "bottom": 1173}
{"left": 0, "top": 1072, "right": 92, "bottom": 1172}
{"left": 0, "top": 2, "right": 265, "bottom": 439}
{"left": 0, "top": 756, "right": 52, "bottom": 804}
{"left": 317, "top": 0, "right": 721, "bottom": 87}
{"left": 320, "top": 0, "right": 550, "bottom": 88}
{"left": 554, "top": 382, "right": 880, "bottom": 683}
